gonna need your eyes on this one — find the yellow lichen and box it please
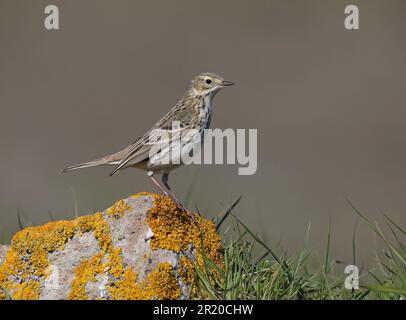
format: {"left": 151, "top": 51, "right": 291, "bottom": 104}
{"left": 108, "top": 248, "right": 124, "bottom": 278}
{"left": 146, "top": 262, "right": 181, "bottom": 300}
{"left": 136, "top": 193, "right": 223, "bottom": 261}
{"left": 9, "top": 281, "right": 40, "bottom": 300}
{"left": 68, "top": 252, "right": 105, "bottom": 300}
{"left": 108, "top": 263, "right": 180, "bottom": 300}
{"left": 105, "top": 200, "right": 132, "bottom": 219}
{"left": 179, "top": 256, "right": 195, "bottom": 285}
{"left": 108, "top": 267, "right": 142, "bottom": 300}
{"left": 68, "top": 248, "right": 126, "bottom": 300}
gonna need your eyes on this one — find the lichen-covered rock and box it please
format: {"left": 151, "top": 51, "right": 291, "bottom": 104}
{"left": 0, "top": 193, "right": 223, "bottom": 300}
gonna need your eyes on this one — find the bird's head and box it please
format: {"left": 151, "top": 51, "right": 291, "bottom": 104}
{"left": 191, "top": 72, "right": 234, "bottom": 96}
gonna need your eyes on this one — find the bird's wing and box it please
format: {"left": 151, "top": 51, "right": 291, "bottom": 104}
{"left": 109, "top": 103, "right": 196, "bottom": 176}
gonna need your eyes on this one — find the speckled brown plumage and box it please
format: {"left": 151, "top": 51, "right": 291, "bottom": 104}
{"left": 63, "top": 72, "right": 234, "bottom": 209}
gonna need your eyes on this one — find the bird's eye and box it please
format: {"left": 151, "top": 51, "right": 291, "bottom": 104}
{"left": 205, "top": 79, "right": 212, "bottom": 84}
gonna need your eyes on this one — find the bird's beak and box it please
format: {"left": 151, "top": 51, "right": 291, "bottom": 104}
{"left": 222, "top": 80, "right": 235, "bottom": 86}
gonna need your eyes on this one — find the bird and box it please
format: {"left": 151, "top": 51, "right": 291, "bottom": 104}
{"left": 62, "top": 72, "right": 234, "bottom": 209}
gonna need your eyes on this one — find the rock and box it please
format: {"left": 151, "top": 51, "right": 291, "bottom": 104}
{"left": 0, "top": 193, "right": 223, "bottom": 300}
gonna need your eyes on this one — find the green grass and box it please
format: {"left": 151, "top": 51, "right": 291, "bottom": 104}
{"left": 190, "top": 197, "right": 406, "bottom": 300}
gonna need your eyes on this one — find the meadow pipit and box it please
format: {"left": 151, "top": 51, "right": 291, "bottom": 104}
{"left": 62, "top": 73, "right": 234, "bottom": 209}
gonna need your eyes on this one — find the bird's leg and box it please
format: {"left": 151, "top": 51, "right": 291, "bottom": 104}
{"left": 161, "top": 173, "right": 197, "bottom": 223}
{"left": 161, "top": 173, "right": 184, "bottom": 208}
{"left": 147, "top": 171, "right": 185, "bottom": 211}
{"left": 147, "top": 171, "right": 169, "bottom": 196}
{"left": 162, "top": 173, "right": 170, "bottom": 190}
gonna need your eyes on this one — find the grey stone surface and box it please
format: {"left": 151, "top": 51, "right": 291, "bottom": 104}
{"left": 40, "top": 232, "right": 101, "bottom": 300}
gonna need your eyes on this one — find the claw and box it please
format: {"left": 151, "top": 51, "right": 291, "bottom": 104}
{"left": 170, "top": 196, "right": 186, "bottom": 213}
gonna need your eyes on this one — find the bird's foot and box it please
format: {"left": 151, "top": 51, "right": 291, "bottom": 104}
{"left": 169, "top": 195, "right": 187, "bottom": 213}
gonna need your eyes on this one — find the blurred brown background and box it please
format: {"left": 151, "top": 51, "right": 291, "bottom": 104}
{"left": 0, "top": 0, "right": 405, "bottom": 265}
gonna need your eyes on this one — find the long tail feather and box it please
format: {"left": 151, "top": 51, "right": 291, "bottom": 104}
{"left": 61, "top": 160, "right": 106, "bottom": 173}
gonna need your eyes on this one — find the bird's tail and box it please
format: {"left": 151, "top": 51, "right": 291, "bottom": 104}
{"left": 61, "top": 159, "right": 107, "bottom": 173}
